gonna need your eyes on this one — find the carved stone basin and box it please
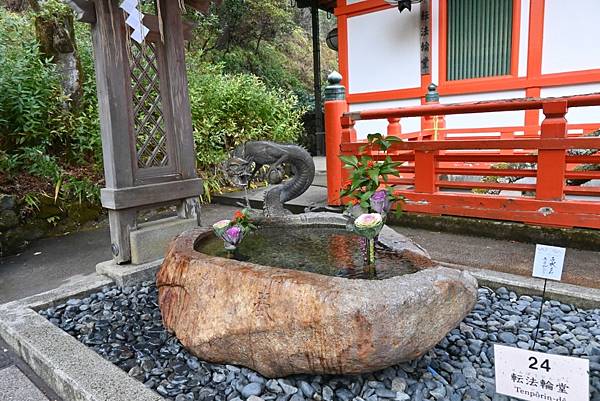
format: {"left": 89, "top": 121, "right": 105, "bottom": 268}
{"left": 157, "top": 213, "right": 478, "bottom": 378}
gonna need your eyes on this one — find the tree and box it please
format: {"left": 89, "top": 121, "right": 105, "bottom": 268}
{"left": 2, "top": 0, "right": 83, "bottom": 108}
{"left": 31, "top": 0, "right": 83, "bottom": 108}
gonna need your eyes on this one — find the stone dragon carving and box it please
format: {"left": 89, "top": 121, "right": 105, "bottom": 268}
{"left": 222, "top": 141, "right": 315, "bottom": 217}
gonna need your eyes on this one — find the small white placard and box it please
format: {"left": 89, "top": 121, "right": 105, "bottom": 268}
{"left": 532, "top": 244, "right": 566, "bottom": 281}
{"left": 495, "top": 344, "right": 589, "bottom": 401}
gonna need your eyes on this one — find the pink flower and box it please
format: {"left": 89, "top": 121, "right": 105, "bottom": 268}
{"left": 223, "top": 226, "right": 243, "bottom": 246}
{"left": 370, "top": 190, "right": 390, "bottom": 214}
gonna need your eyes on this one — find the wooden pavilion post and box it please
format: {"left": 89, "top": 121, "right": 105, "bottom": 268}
{"left": 92, "top": 0, "right": 137, "bottom": 263}
{"left": 72, "top": 0, "right": 203, "bottom": 264}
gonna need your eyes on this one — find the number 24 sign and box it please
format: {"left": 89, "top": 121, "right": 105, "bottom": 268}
{"left": 495, "top": 345, "right": 589, "bottom": 401}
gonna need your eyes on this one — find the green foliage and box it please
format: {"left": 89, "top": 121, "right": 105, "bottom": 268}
{"left": 0, "top": 10, "right": 61, "bottom": 152}
{"left": 188, "top": 60, "right": 305, "bottom": 172}
{"left": 187, "top": 0, "right": 336, "bottom": 100}
{"left": 1, "top": 1, "right": 315, "bottom": 209}
{"left": 339, "top": 133, "right": 405, "bottom": 215}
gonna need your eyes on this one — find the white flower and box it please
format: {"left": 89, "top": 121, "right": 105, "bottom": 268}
{"left": 354, "top": 213, "right": 383, "bottom": 229}
{"left": 212, "top": 220, "right": 230, "bottom": 230}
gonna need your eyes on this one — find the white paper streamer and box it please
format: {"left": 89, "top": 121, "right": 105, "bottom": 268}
{"left": 120, "top": 0, "right": 149, "bottom": 44}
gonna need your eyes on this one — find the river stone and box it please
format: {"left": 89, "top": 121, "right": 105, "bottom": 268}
{"left": 157, "top": 215, "right": 478, "bottom": 378}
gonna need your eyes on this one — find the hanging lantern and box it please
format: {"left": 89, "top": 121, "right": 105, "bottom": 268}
{"left": 384, "top": 0, "right": 423, "bottom": 13}
{"left": 326, "top": 28, "right": 338, "bottom": 51}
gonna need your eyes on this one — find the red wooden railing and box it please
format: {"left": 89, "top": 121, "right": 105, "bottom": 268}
{"left": 324, "top": 92, "right": 600, "bottom": 229}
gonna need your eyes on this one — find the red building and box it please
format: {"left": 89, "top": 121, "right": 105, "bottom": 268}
{"left": 318, "top": 0, "right": 600, "bottom": 229}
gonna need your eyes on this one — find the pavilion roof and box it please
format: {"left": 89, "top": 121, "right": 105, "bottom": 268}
{"left": 65, "top": 0, "right": 223, "bottom": 23}
{"left": 295, "top": 0, "right": 336, "bottom": 13}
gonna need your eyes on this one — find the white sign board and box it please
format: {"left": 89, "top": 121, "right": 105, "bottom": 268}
{"left": 532, "top": 244, "right": 566, "bottom": 281}
{"left": 495, "top": 344, "right": 589, "bottom": 401}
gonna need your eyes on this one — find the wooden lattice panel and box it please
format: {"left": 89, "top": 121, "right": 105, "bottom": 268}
{"left": 129, "top": 40, "right": 169, "bottom": 168}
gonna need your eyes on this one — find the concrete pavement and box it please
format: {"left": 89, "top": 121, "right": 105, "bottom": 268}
{"left": 399, "top": 226, "right": 600, "bottom": 289}
{"left": 0, "top": 204, "right": 240, "bottom": 304}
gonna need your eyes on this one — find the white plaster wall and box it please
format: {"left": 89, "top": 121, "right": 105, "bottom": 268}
{"left": 441, "top": 90, "right": 526, "bottom": 128}
{"left": 518, "top": 0, "right": 530, "bottom": 77}
{"left": 542, "top": 0, "right": 600, "bottom": 74}
{"left": 349, "top": 98, "right": 422, "bottom": 139}
{"left": 347, "top": 7, "right": 422, "bottom": 94}
{"left": 431, "top": 0, "right": 439, "bottom": 85}
{"left": 540, "top": 83, "right": 600, "bottom": 125}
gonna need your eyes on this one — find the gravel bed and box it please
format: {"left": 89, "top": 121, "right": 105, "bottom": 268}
{"left": 40, "top": 283, "right": 600, "bottom": 401}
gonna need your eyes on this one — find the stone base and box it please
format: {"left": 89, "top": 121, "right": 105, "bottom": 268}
{"left": 130, "top": 217, "right": 197, "bottom": 265}
{"left": 96, "top": 258, "right": 163, "bottom": 287}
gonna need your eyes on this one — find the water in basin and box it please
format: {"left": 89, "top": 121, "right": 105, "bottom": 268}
{"left": 196, "top": 226, "right": 419, "bottom": 280}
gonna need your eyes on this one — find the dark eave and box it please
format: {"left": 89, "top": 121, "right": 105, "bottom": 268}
{"left": 296, "top": 0, "right": 336, "bottom": 13}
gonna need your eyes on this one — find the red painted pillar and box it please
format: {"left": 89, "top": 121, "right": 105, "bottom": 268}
{"left": 324, "top": 72, "right": 348, "bottom": 205}
{"left": 422, "top": 84, "right": 446, "bottom": 140}
{"left": 536, "top": 100, "right": 567, "bottom": 200}
{"left": 414, "top": 83, "right": 441, "bottom": 193}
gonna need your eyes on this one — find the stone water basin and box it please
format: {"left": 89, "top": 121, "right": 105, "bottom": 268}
{"left": 157, "top": 212, "right": 478, "bottom": 378}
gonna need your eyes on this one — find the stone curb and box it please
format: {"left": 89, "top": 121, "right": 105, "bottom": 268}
{"left": 0, "top": 274, "right": 114, "bottom": 312}
{"left": 438, "top": 260, "right": 600, "bottom": 309}
{"left": 0, "top": 271, "right": 166, "bottom": 401}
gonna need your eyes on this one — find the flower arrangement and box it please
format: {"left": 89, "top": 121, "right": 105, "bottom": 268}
{"left": 339, "top": 133, "right": 405, "bottom": 265}
{"left": 212, "top": 209, "right": 255, "bottom": 251}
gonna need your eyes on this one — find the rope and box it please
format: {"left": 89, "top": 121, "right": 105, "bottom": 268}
{"left": 157, "top": 0, "right": 165, "bottom": 43}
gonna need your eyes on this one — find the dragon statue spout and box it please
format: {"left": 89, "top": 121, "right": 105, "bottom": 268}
{"left": 222, "top": 141, "right": 315, "bottom": 217}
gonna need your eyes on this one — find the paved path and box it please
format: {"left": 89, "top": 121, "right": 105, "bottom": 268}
{"left": 0, "top": 204, "right": 239, "bottom": 304}
{"left": 399, "top": 226, "right": 600, "bottom": 289}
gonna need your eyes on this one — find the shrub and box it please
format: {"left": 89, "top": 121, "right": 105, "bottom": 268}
{"left": 0, "top": 7, "right": 101, "bottom": 204}
{"left": 0, "top": 10, "right": 62, "bottom": 153}
{"left": 188, "top": 60, "right": 305, "bottom": 171}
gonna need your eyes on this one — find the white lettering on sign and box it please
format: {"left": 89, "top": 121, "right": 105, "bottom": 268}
{"left": 532, "top": 244, "right": 566, "bottom": 281}
{"left": 495, "top": 344, "right": 589, "bottom": 401}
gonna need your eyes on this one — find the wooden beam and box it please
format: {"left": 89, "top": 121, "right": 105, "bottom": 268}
{"left": 101, "top": 179, "right": 203, "bottom": 210}
{"left": 143, "top": 14, "right": 195, "bottom": 42}
{"left": 395, "top": 192, "right": 600, "bottom": 229}
{"left": 64, "top": 0, "right": 96, "bottom": 23}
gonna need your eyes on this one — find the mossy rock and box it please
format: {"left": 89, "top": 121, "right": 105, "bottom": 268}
{"left": 20, "top": 220, "right": 50, "bottom": 241}
{"left": 65, "top": 202, "right": 101, "bottom": 223}
{"left": 0, "top": 210, "right": 19, "bottom": 230}
{"left": 0, "top": 194, "right": 17, "bottom": 211}
{"left": 37, "top": 199, "right": 63, "bottom": 219}
{"left": 1, "top": 228, "right": 30, "bottom": 256}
